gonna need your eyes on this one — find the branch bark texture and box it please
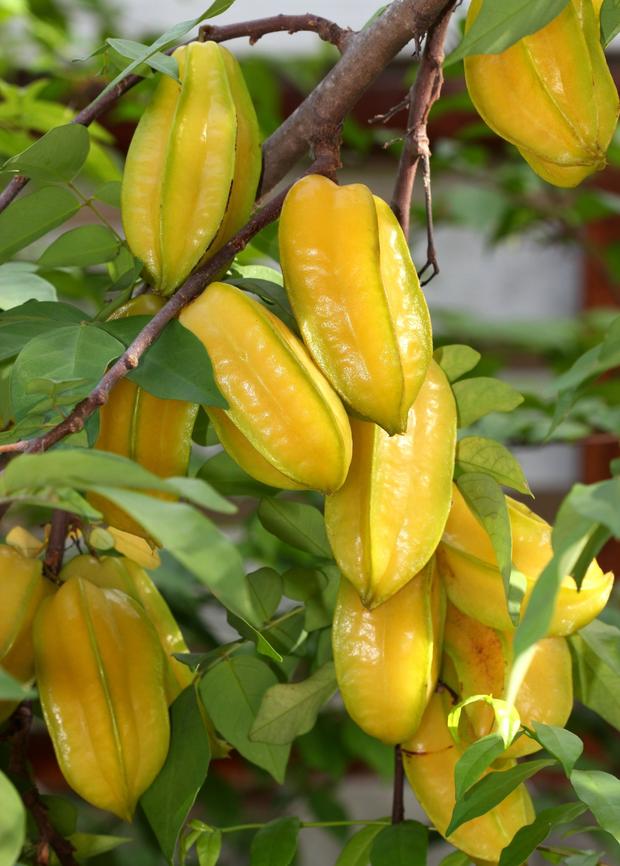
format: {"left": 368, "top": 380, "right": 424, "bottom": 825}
{"left": 200, "top": 14, "right": 353, "bottom": 51}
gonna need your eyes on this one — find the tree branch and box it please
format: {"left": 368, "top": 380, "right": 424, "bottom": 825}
{"left": 1, "top": 148, "right": 340, "bottom": 459}
{"left": 199, "top": 13, "right": 353, "bottom": 52}
{"left": 391, "top": 745, "right": 405, "bottom": 824}
{"left": 8, "top": 704, "right": 79, "bottom": 866}
{"left": 391, "top": 2, "right": 455, "bottom": 277}
{"left": 260, "top": 0, "right": 453, "bottom": 195}
{"left": 44, "top": 510, "right": 72, "bottom": 579}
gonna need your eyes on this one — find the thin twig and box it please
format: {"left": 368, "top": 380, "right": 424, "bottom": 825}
{"left": 390, "top": 1, "right": 455, "bottom": 281}
{"left": 200, "top": 13, "right": 353, "bottom": 52}
{"left": 391, "top": 745, "right": 405, "bottom": 824}
{"left": 44, "top": 510, "right": 72, "bottom": 579}
{"left": 8, "top": 704, "right": 79, "bottom": 866}
{"left": 0, "top": 149, "right": 340, "bottom": 459}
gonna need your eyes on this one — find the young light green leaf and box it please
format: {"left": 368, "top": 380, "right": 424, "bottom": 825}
{"left": 1, "top": 124, "right": 89, "bottom": 182}
{"left": 257, "top": 498, "right": 332, "bottom": 559}
{"left": 570, "top": 770, "right": 620, "bottom": 842}
{"left": 11, "top": 324, "right": 123, "bottom": 420}
{"left": 0, "top": 666, "right": 36, "bottom": 700}
{"left": 196, "top": 829, "right": 222, "bottom": 866}
{"left": 579, "top": 619, "right": 620, "bottom": 676}
{"left": 334, "top": 824, "right": 386, "bottom": 866}
{"left": 250, "top": 817, "right": 300, "bottom": 866}
{"left": 0, "top": 186, "right": 80, "bottom": 261}
{"left": 456, "top": 437, "right": 531, "bottom": 495}
{"left": 200, "top": 656, "right": 290, "bottom": 783}
{"left": 0, "top": 300, "right": 86, "bottom": 362}
{"left": 452, "top": 377, "right": 523, "bottom": 428}
{"left": 447, "top": 0, "right": 570, "bottom": 65}
{"left": 438, "top": 853, "right": 470, "bottom": 866}
{"left": 65, "top": 832, "right": 129, "bottom": 860}
{"left": 100, "top": 317, "right": 226, "bottom": 407}
{"left": 38, "top": 225, "right": 121, "bottom": 268}
{"left": 250, "top": 661, "right": 337, "bottom": 745}
{"left": 0, "top": 771, "right": 26, "bottom": 866}
{"left": 566, "top": 478, "right": 620, "bottom": 540}
{"left": 141, "top": 687, "right": 211, "bottom": 864}
{"left": 601, "top": 0, "right": 620, "bottom": 47}
{"left": 0, "top": 264, "right": 57, "bottom": 310}
{"left": 107, "top": 39, "right": 179, "bottom": 78}
{"left": 530, "top": 723, "right": 583, "bottom": 776}
{"left": 446, "top": 759, "right": 555, "bottom": 836}
{"left": 433, "top": 344, "right": 481, "bottom": 383}
{"left": 498, "top": 802, "right": 587, "bottom": 866}
{"left": 453, "top": 733, "right": 507, "bottom": 800}
{"left": 370, "top": 821, "right": 428, "bottom": 866}
{"left": 456, "top": 472, "right": 521, "bottom": 622}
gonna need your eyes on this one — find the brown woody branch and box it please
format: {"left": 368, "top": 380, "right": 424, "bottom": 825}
{"left": 199, "top": 14, "right": 353, "bottom": 52}
{"left": 391, "top": 1, "right": 455, "bottom": 279}
{"left": 0, "top": 148, "right": 340, "bottom": 459}
{"left": 43, "top": 510, "right": 72, "bottom": 579}
{"left": 391, "top": 745, "right": 405, "bottom": 824}
{"left": 8, "top": 704, "right": 79, "bottom": 866}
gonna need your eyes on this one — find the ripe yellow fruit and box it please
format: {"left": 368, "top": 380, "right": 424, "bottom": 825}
{"left": 279, "top": 174, "right": 432, "bottom": 434}
{"left": 35, "top": 577, "right": 170, "bottom": 820}
{"left": 333, "top": 559, "right": 444, "bottom": 745}
{"left": 403, "top": 690, "right": 535, "bottom": 861}
{"left": 179, "top": 282, "right": 352, "bottom": 494}
{"left": 464, "top": 0, "right": 619, "bottom": 187}
{"left": 440, "top": 485, "right": 613, "bottom": 634}
{"left": 325, "top": 360, "right": 456, "bottom": 607}
{"left": 122, "top": 41, "right": 261, "bottom": 294}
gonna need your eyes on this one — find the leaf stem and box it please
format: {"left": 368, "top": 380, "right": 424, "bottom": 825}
{"left": 220, "top": 819, "right": 391, "bottom": 834}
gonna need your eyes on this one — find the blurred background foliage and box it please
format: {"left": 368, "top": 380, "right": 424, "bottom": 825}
{"left": 1, "top": 1, "right": 619, "bottom": 864}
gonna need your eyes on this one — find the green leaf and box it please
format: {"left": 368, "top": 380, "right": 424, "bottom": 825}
{"left": 141, "top": 687, "right": 211, "bottom": 864}
{"left": 10, "top": 323, "right": 123, "bottom": 420}
{"left": 38, "top": 225, "right": 120, "bottom": 268}
{"left": 250, "top": 817, "right": 300, "bottom": 866}
{"left": 452, "top": 377, "right": 523, "bottom": 428}
{"left": 530, "top": 723, "right": 583, "bottom": 776}
{"left": 94, "top": 0, "right": 237, "bottom": 102}
{"left": 456, "top": 473, "right": 521, "bottom": 621}
{"left": 1, "top": 124, "right": 89, "bottom": 182}
{"left": 370, "top": 821, "right": 428, "bottom": 866}
{"left": 498, "top": 802, "right": 587, "bottom": 866}
{"left": 0, "top": 263, "right": 57, "bottom": 310}
{"left": 335, "top": 824, "right": 386, "bottom": 866}
{"left": 0, "top": 300, "right": 86, "bottom": 362}
{"left": 93, "top": 181, "right": 121, "bottom": 207}
{"left": 438, "top": 853, "right": 470, "bottom": 866}
{"left": 226, "top": 267, "right": 297, "bottom": 334}
{"left": 565, "top": 478, "right": 620, "bottom": 540}
{"left": 579, "top": 619, "right": 620, "bottom": 676}
{"left": 257, "top": 499, "right": 332, "bottom": 559}
{"left": 433, "top": 344, "right": 481, "bottom": 383}
{"left": 166, "top": 476, "right": 236, "bottom": 515}
{"left": 196, "top": 829, "right": 222, "bottom": 866}
{"left": 570, "top": 632, "right": 620, "bottom": 731}
{"left": 66, "top": 833, "right": 129, "bottom": 860}
{"left": 447, "top": 0, "right": 570, "bottom": 65}
{"left": 246, "top": 568, "right": 283, "bottom": 624}
{"left": 0, "top": 667, "right": 36, "bottom": 700}
{"left": 454, "top": 733, "right": 507, "bottom": 800}
{"left": 197, "top": 451, "right": 277, "bottom": 498}
{"left": 601, "top": 0, "right": 620, "bottom": 48}
{"left": 100, "top": 317, "right": 226, "bottom": 407}
{"left": 456, "top": 437, "right": 531, "bottom": 495}
{"left": 570, "top": 770, "right": 620, "bottom": 842}
{"left": 250, "top": 661, "right": 337, "bottom": 745}
{"left": 0, "top": 186, "right": 80, "bottom": 261}
{"left": 89, "top": 488, "right": 256, "bottom": 624}
{"left": 446, "top": 759, "right": 555, "bottom": 836}
{"left": 107, "top": 39, "right": 179, "bottom": 78}
{"left": 0, "top": 772, "right": 26, "bottom": 866}
{"left": 200, "top": 656, "right": 291, "bottom": 782}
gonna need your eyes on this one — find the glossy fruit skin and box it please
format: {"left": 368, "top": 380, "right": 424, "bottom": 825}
{"left": 0, "top": 545, "right": 54, "bottom": 722}
{"left": 60, "top": 555, "right": 193, "bottom": 703}
{"left": 34, "top": 577, "right": 170, "bottom": 821}
{"left": 122, "top": 41, "right": 261, "bottom": 294}
{"left": 439, "top": 485, "right": 613, "bottom": 635}
{"left": 403, "top": 691, "right": 535, "bottom": 861}
{"left": 325, "top": 360, "right": 456, "bottom": 607}
{"left": 91, "top": 295, "right": 198, "bottom": 536}
{"left": 442, "top": 603, "right": 573, "bottom": 758}
{"left": 179, "top": 281, "right": 352, "bottom": 494}
{"left": 279, "top": 174, "right": 432, "bottom": 435}
{"left": 464, "top": 0, "right": 619, "bottom": 188}
{"left": 333, "top": 559, "right": 444, "bottom": 745}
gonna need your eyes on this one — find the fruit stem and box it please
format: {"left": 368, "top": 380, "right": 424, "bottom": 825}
{"left": 391, "top": 744, "right": 405, "bottom": 824}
